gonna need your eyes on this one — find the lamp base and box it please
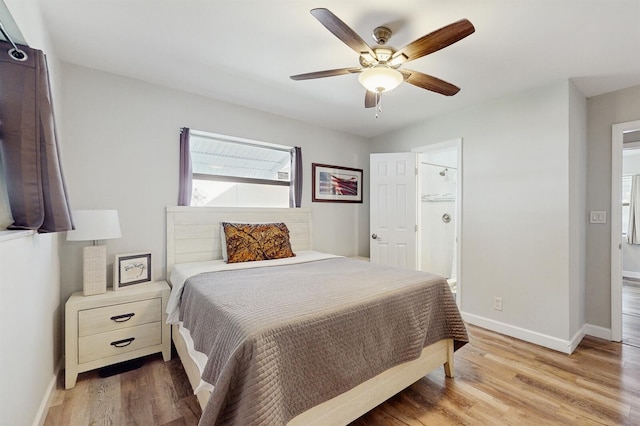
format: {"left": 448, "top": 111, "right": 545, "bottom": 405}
{"left": 83, "top": 245, "right": 107, "bottom": 296}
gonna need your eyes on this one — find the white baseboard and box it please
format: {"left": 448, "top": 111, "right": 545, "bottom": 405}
{"left": 584, "top": 323, "right": 612, "bottom": 340}
{"left": 568, "top": 326, "right": 587, "bottom": 353}
{"left": 462, "top": 312, "right": 614, "bottom": 354}
{"left": 33, "top": 358, "right": 62, "bottom": 426}
{"left": 462, "top": 312, "right": 578, "bottom": 354}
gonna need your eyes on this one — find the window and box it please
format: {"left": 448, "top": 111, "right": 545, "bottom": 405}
{"left": 185, "top": 130, "right": 297, "bottom": 208}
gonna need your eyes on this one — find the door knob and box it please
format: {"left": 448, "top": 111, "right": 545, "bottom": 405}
{"left": 371, "top": 233, "right": 378, "bottom": 240}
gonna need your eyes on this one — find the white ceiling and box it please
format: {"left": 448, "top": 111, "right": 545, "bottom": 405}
{"left": 32, "top": 0, "right": 640, "bottom": 138}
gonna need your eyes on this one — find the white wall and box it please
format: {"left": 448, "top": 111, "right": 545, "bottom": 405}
{"left": 1, "top": 1, "right": 63, "bottom": 425}
{"left": 371, "top": 81, "right": 583, "bottom": 351}
{"left": 59, "top": 63, "right": 370, "bottom": 305}
{"left": 0, "top": 233, "right": 60, "bottom": 426}
{"left": 586, "top": 85, "right": 640, "bottom": 328}
{"left": 568, "top": 80, "right": 587, "bottom": 339}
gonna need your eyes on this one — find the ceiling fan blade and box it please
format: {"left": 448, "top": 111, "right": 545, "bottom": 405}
{"left": 401, "top": 69, "right": 460, "bottom": 96}
{"left": 365, "top": 90, "right": 377, "bottom": 108}
{"left": 310, "top": 8, "right": 376, "bottom": 58}
{"left": 389, "top": 19, "right": 475, "bottom": 66}
{"left": 290, "top": 67, "right": 361, "bottom": 80}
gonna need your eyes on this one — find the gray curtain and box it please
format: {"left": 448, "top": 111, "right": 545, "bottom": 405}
{"left": 178, "top": 127, "right": 192, "bottom": 206}
{"left": 289, "top": 147, "right": 302, "bottom": 208}
{"left": 0, "top": 41, "right": 73, "bottom": 232}
{"left": 628, "top": 175, "right": 640, "bottom": 244}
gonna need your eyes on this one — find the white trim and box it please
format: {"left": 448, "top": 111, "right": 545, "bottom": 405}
{"left": 584, "top": 323, "right": 612, "bottom": 340}
{"left": 462, "top": 314, "right": 612, "bottom": 353}
{"left": 32, "top": 358, "right": 62, "bottom": 426}
{"left": 0, "top": 229, "right": 35, "bottom": 242}
{"left": 461, "top": 312, "right": 577, "bottom": 354}
{"left": 611, "top": 120, "right": 640, "bottom": 342}
{"left": 189, "top": 129, "right": 292, "bottom": 151}
{"left": 568, "top": 326, "right": 587, "bottom": 354}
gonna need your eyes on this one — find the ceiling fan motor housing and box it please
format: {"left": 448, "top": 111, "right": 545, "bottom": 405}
{"left": 372, "top": 26, "right": 392, "bottom": 45}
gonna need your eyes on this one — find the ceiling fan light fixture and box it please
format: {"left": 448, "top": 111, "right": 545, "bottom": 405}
{"left": 358, "top": 66, "right": 403, "bottom": 93}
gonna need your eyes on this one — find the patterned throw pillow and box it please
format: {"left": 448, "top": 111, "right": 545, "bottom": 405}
{"left": 222, "top": 222, "right": 295, "bottom": 263}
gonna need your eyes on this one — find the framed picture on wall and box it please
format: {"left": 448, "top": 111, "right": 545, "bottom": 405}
{"left": 312, "top": 163, "right": 363, "bottom": 203}
{"left": 113, "top": 252, "right": 152, "bottom": 289}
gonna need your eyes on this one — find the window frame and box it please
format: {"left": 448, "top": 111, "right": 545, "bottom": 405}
{"left": 187, "top": 130, "right": 294, "bottom": 207}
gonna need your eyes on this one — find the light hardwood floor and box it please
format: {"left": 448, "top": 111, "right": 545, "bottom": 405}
{"left": 44, "top": 350, "right": 201, "bottom": 425}
{"left": 45, "top": 325, "right": 640, "bottom": 425}
{"left": 623, "top": 281, "right": 640, "bottom": 348}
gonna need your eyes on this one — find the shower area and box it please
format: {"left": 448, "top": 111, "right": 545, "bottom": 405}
{"left": 419, "top": 148, "right": 458, "bottom": 292}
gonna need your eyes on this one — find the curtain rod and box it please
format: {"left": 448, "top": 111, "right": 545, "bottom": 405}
{"left": 0, "top": 18, "right": 27, "bottom": 61}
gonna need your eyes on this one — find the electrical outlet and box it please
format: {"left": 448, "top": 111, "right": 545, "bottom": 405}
{"left": 493, "top": 297, "right": 503, "bottom": 311}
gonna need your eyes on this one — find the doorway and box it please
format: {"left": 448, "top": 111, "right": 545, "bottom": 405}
{"left": 620, "top": 136, "right": 640, "bottom": 347}
{"left": 413, "top": 139, "right": 462, "bottom": 307}
{"left": 611, "top": 120, "right": 640, "bottom": 343}
{"left": 369, "top": 140, "right": 463, "bottom": 307}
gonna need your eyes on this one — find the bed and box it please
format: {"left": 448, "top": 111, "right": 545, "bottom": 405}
{"left": 166, "top": 206, "right": 468, "bottom": 425}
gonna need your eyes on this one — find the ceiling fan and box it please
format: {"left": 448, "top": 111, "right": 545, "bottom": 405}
{"left": 290, "top": 8, "right": 475, "bottom": 111}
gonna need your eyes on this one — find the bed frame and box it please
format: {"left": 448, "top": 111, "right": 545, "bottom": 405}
{"left": 166, "top": 206, "right": 455, "bottom": 425}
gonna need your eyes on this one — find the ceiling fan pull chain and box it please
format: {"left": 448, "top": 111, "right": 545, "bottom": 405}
{"left": 375, "top": 91, "right": 382, "bottom": 119}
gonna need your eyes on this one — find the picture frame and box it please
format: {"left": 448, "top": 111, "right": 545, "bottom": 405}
{"left": 312, "top": 163, "right": 363, "bottom": 203}
{"left": 113, "top": 252, "right": 152, "bottom": 290}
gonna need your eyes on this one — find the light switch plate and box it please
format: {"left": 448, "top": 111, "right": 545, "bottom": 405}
{"left": 590, "top": 210, "right": 607, "bottom": 224}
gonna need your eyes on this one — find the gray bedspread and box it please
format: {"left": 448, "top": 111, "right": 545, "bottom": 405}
{"left": 179, "top": 257, "right": 468, "bottom": 426}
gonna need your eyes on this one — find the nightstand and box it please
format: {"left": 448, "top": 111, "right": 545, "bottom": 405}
{"left": 65, "top": 281, "right": 171, "bottom": 389}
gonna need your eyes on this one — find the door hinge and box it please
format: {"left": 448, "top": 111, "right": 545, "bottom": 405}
{"left": 415, "top": 168, "right": 419, "bottom": 176}
{"left": 415, "top": 224, "right": 418, "bottom": 232}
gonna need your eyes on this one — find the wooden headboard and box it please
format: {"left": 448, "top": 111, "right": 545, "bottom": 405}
{"left": 166, "top": 206, "right": 313, "bottom": 275}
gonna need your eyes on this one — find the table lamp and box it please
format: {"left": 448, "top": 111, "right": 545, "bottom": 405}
{"left": 66, "top": 210, "right": 122, "bottom": 296}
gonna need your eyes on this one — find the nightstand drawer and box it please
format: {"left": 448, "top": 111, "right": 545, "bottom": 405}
{"left": 78, "top": 322, "right": 162, "bottom": 364}
{"left": 78, "top": 298, "right": 161, "bottom": 337}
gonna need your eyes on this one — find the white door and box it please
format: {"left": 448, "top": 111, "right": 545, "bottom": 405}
{"left": 611, "top": 120, "right": 640, "bottom": 342}
{"left": 370, "top": 153, "right": 418, "bottom": 269}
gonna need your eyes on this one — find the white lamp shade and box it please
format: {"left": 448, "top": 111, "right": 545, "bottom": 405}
{"left": 66, "top": 210, "right": 122, "bottom": 242}
{"left": 358, "top": 66, "right": 403, "bottom": 93}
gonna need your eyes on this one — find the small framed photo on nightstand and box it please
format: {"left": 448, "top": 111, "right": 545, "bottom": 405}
{"left": 114, "top": 252, "right": 152, "bottom": 290}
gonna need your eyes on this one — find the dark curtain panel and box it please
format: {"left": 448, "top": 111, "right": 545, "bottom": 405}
{"left": 178, "top": 127, "right": 192, "bottom": 206}
{"left": 289, "top": 146, "right": 302, "bottom": 208}
{"left": 0, "top": 41, "right": 73, "bottom": 232}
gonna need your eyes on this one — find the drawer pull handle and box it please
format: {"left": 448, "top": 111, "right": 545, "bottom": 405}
{"left": 110, "top": 313, "right": 135, "bottom": 322}
{"left": 110, "top": 338, "right": 135, "bottom": 348}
